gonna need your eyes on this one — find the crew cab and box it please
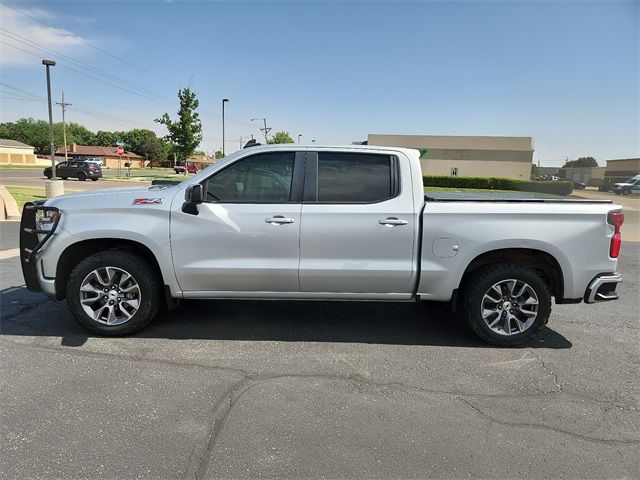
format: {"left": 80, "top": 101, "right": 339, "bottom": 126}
{"left": 20, "top": 145, "right": 624, "bottom": 346}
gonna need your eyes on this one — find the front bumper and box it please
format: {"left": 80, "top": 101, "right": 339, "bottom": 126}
{"left": 584, "top": 272, "right": 622, "bottom": 303}
{"left": 19, "top": 202, "right": 60, "bottom": 293}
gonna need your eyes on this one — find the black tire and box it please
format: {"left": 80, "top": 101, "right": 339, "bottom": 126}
{"left": 461, "top": 263, "right": 551, "bottom": 347}
{"left": 77, "top": 172, "right": 87, "bottom": 181}
{"left": 91, "top": 178, "right": 99, "bottom": 181}
{"left": 623, "top": 189, "right": 631, "bottom": 196}
{"left": 66, "top": 250, "right": 161, "bottom": 335}
{"left": 44, "top": 171, "right": 52, "bottom": 179}
{"left": 61, "top": 177, "right": 68, "bottom": 180}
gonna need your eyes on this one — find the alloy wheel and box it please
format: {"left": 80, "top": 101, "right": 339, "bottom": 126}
{"left": 79, "top": 266, "right": 141, "bottom": 325}
{"left": 480, "top": 279, "right": 539, "bottom": 335}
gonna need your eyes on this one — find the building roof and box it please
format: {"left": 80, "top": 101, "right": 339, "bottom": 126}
{"left": 368, "top": 134, "right": 534, "bottom": 151}
{"left": 55, "top": 145, "right": 143, "bottom": 158}
{"left": 0, "top": 138, "right": 34, "bottom": 149}
{"left": 606, "top": 158, "right": 640, "bottom": 163}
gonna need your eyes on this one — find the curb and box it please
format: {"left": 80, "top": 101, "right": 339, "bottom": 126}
{"left": 0, "top": 185, "right": 21, "bottom": 220}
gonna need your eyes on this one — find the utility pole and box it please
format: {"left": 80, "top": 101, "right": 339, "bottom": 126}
{"left": 42, "top": 58, "right": 63, "bottom": 198}
{"left": 251, "top": 118, "right": 271, "bottom": 143}
{"left": 56, "top": 91, "right": 71, "bottom": 163}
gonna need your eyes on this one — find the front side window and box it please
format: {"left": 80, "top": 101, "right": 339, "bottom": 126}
{"left": 317, "top": 153, "right": 393, "bottom": 203}
{"left": 205, "top": 152, "right": 295, "bottom": 203}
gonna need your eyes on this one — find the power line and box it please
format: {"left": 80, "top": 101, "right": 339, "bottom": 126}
{"left": 0, "top": 34, "right": 257, "bottom": 127}
{"left": 1, "top": 1, "right": 184, "bottom": 90}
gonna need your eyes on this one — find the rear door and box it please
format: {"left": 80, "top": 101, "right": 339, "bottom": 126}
{"left": 299, "top": 150, "right": 418, "bottom": 294}
{"left": 171, "top": 150, "right": 305, "bottom": 293}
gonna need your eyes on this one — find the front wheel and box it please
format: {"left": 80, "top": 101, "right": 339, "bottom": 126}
{"left": 91, "top": 178, "right": 99, "bottom": 181}
{"left": 66, "top": 250, "right": 161, "bottom": 335}
{"left": 77, "top": 172, "right": 87, "bottom": 181}
{"left": 462, "top": 263, "right": 551, "bottom": 346}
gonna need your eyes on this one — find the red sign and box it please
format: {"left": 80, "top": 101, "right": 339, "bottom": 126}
{"left": 117, "top": 145, "right": 124, "bottom": 156}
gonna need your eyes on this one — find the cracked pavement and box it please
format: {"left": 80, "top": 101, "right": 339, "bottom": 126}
{"left": 1, "top": 220, "right": 639, "bottom": 478}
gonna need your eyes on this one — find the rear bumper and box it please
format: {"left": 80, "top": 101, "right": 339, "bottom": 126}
{"left": 584, "top": 272, "right": 622, "bottom": 303}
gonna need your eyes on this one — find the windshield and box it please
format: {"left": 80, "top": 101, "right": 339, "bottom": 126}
{"left": 624, "top": 174, "right": 640, "bottom": 184}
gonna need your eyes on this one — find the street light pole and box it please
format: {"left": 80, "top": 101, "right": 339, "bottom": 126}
{"left": 42, "top": 59, "right": 63, "bottom": 198}
{"left": 43, "top": 59, "right": 56, "bottom": 176}
{"left": 222, "top": 98, "right": 229, "bottom": 156}
{"left": 298, "top": 134, "right": 302, "bottom": 144}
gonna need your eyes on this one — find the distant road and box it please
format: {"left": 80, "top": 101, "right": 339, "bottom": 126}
{"left": 0, "top": 168, "right": 145, "bottom": 191}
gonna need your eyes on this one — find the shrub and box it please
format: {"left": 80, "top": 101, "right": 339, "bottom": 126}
{"left": 423, "top": 176, "right": 573, "bottom": 196}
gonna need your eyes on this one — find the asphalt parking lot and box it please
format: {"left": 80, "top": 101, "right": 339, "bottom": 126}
{"left": 1, "top": 220, "right": 639, "bottom": 479}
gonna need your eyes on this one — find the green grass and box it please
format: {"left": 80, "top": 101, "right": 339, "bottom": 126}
{"left": 6, "top": 186, "right": 46, "bottom": 211}
{"left": 0, "top": 163, "right": 44, "bottom": 169}
{"left": 425, "top": 186, "right": 514, "bottom": 193}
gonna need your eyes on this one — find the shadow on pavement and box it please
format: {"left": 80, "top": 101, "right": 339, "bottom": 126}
{"left": 0, "top": 285, "right": 572, "bottom": 349}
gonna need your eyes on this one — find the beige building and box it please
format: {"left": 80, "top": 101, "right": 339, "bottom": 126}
{"left": 0, "top": 139, "right": 37, "bottom": 164}
{"left": 604, "top": 158, "right": 640, "bottom": 184}
{"left": 367, "top": 134, "right": 534, "bottom": 180}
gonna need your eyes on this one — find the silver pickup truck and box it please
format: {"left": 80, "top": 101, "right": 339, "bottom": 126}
{"left": 20, "top": 145, "right": 624, "bottom": 346}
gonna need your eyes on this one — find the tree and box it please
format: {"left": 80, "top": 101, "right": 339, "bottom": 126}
{"left": 94, "top": 130, "right": 122, "bottom": 147}
{"left": 562, "top": 157, "right": 598, "bottom": 168}
{"left": 267, "top": 131, "right": 294, "bottom": 144}
{"left": 155, "top": 88, "right": 203, "bottom": 162}
{"left": 214, "top": 150, "right": 225, "bottom": 160}
{"left": 0, "top": 118, "right": 54, "bottom": 154}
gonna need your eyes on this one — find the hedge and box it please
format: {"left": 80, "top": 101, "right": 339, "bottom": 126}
{"left": 423, "top": 176, "right": 573, "bottom": 196}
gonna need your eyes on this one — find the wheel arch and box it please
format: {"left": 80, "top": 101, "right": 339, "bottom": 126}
{"left": 55, "top": 238, "right": 166, "bottom": 301}
{"left": 459, "top": 248, "right": 565, "bottom": 300}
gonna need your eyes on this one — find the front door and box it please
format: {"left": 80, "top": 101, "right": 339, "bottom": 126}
{"left": 171, "top": 150, "right": 305, "bottom": 293}
{"left": 299, "top": 150, "right": 418, "bottom": 294}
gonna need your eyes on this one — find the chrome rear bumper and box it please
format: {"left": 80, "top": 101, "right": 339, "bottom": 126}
{"left": 584, "top": 273, "right": 622, "bottom": 303}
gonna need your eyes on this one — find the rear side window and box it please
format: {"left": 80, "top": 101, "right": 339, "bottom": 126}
{"left": 317, "top": 153, "right": 394, "bottom": 203}
{"left": 205, "top": 152, "right": 295, "bottom": 203}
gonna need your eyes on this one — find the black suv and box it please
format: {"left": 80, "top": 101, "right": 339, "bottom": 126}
{"left": 43, "top": 161, "right": 102, "bottom": 181}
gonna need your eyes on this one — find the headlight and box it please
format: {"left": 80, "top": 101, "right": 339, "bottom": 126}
{"left": 35, "top": 210, "right": 60, "bottom": 241}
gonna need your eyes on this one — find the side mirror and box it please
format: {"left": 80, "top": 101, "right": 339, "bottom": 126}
{"left": 183, "top": 184, "right": 204, "bottom": 215}
{"left": 185, "top": 184, "right": 204, "bottom": 204}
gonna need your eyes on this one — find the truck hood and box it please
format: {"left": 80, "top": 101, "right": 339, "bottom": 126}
{"left": 45, "top": 184, "right": 179, "bottom": 209}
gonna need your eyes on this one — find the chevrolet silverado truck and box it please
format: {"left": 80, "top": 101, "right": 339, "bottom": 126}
{"left": 20, "top": 145, "right": 624, "bottom": 346}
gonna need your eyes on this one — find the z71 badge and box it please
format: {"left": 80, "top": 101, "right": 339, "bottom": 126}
{"left": 132, "top": 198, "right": 164, "bottom": 205}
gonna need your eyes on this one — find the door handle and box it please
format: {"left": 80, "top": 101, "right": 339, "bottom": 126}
{"left": 379, "top": 217, "right": 408, "bottom": 226}
{"left": 265, "top": 215, "right": 295, "bottom": 225}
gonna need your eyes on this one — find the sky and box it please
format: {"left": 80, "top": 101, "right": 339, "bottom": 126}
{"left": 0, "top": 0, "right": 637, "bottom": 166}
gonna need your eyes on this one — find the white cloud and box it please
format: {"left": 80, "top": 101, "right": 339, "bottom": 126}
{"left": 0, "top": 4, "right": 88, "bottom": 66}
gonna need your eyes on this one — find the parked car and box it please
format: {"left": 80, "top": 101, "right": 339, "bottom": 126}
{"left": 77, "top": 156, "right": 104, "bottom": 167}
{"left": 43, "top": 160, "right": 102, "bottom": 181}
{"left": 612, "top": 174, "right": 640, "bottom": 195}
{"left": 22, "top": 145, "right": 623, "bottom": 346}
{"left": 174, "top": 162, "right": 198, "bottom": 174}
{"left": 572, "top": 181, "right": 587, "bottom": 190}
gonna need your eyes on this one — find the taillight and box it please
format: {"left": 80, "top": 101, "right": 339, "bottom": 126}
{"left": 607, "top": 210, "right": 624, "bottom": 258}
{"left": 88, "top": 167, "right": 94, "bottom": 173}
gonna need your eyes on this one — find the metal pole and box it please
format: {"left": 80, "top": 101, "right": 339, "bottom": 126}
{"left": 298, "top": 134, "right": 302, "bottom": 144}
{"left": 263, "top": 118, "right": 268, "bottom": 143}
{"left": 222, "top": 98, "right": 229, "bottom": 156}
{"left": 56, "top": 91, "right": 71, "bottom": 163}
{"left": 44, "top": 63, "right": 55, "bottom": 178}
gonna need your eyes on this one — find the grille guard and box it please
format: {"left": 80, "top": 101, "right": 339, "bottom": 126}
{"left": 20, "top": 202, "right": 60, "bottom": 292}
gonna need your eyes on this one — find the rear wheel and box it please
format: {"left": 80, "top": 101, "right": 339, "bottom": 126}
{"left": 91, "top": 178, "right": 99, "bottom": 181}
{"left": 462, "top": 263, "right": 551, "bottom": 346}
{"left": 77, "top": 172, "right": 87, "bottom": 181}
{"left": 61, "top": 177, "right": 68, "bottom": 180}
{"left": 44, "top": 171, "right": 52, "bottom": 179}
{"left": 66, "top": 250, "right": 161, "bottom": 335}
